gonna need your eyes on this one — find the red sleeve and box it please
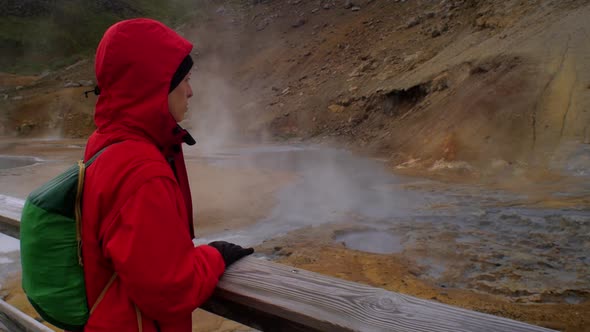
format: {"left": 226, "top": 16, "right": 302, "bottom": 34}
{"left": 101, "top": 177, "right": 225, "bottom": 322}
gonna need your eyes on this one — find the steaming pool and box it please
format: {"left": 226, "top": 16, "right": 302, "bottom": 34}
{"left": 0, "top": 138, "right": 589, "bottom": 305}
{"left": 0, "top": 155, "right": 41, "bottom": 170}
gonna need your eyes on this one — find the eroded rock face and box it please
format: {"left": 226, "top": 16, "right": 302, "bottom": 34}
{"left": 16, "top": 122, "right": 36, "bottom": 136}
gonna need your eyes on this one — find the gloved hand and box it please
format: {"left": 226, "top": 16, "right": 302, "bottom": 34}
{"left": 208, "top": 241, "right": 254, "bottom": 267}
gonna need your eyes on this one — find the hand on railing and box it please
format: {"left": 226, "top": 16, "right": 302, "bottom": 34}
{"left": 208, "top": 241, "right": 254, "bottom": 267}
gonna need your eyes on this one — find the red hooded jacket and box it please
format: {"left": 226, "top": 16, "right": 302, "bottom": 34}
{"left": 80, "top": 19, "right": 225, "bottom": 331}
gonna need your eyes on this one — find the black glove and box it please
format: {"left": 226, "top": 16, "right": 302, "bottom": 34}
{"left": 208, "top": 241, "right": 254, "bottom": 267}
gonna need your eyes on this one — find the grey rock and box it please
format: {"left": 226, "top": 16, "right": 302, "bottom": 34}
{"left": 12, "top": 96, "right": 23, "bottom": 101}
{"left": 351, "top": 6, "right": 361, "bottom": 11}
{"left": 344, "top": 0, "right": 354, "bottom": 9}
{"left": 292, "top": 18, "right": 307, "bottom": 28}
{"left": 406, "top": 16, "right": 422, "bottom": 28}
{"left": 256, "top": 18, "right": 271, "bottom": 31}
{"left": 339, "top": 97, "right": 353, "bottom": 106}
{"left": 64, "top": 82, "right": 81, "bottom": 88}
{"left": 78, "top": 80, "right": 94, "bottom": 87}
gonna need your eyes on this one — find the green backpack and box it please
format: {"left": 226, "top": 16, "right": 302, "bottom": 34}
{"left": 20, "top": 148, "right": 111, "bottom": 330}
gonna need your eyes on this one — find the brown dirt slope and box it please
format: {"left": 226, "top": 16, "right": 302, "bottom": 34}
{"left": 190, "top": 0, "right": 590, "bottom": 171}
{"left": 2, "top": 0, "right": 590, "bottom": 171}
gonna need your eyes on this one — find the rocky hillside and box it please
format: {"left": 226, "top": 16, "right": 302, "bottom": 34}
{"left": 2, "top": 0, "right": 590, "bottom": 175}
{"left": 199, "top": 0, "right": 590, "bottom": 171}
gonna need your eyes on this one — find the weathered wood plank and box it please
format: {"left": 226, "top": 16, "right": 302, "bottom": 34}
{"left": 205, "top": 258, "right": 554, "bottom": 332}
{"left": 0, "top": 196, "right": 556, "bottom": 332}
{"left": 0, "top": 300, "right": 54, "bottom": 332}
{"left": 0, "top": 195, "right": 23, "bottom": 238}
{"left": 0, "top": 195, "right": 24, "bottom": 225}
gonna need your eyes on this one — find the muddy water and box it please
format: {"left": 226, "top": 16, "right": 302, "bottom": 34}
{"left": 334, "top": 230, "right": 403, "bottom": 254}
{"left": 194, "top": 145, "right": 430, "bottom": 245}
{"left": 0, "top": 156, "right": 41, "bottom": 170}
{"left": 192, "top": 144, "right": 590, "bottom": 303}
{"left": 1, "top": 139, "right": 589, "bottom": 306}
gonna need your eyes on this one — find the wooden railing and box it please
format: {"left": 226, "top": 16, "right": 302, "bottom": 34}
{"left": 0, "top": 196, "right": 555, "bottom": 332}
{"left": 0, "top": 300, "right": 54, "bottom": 332}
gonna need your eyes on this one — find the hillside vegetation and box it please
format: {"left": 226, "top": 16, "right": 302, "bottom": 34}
{"left": 0, "top": 0, "right": 199, "bottom": 73}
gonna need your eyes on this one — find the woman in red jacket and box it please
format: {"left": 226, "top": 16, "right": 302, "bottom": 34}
{"left": 80, "top": 18, "right": 253, "bottom": 331}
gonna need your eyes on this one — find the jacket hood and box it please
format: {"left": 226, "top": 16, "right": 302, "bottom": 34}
{"left": 87, "top": 18, "right": 193, "bottom": 158}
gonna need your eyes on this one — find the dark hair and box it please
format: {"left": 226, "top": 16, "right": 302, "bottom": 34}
{"left": 170, "top": 55, "right": 193, "bottom": 93}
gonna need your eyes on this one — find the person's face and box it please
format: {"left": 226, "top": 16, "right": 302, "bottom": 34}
{"left": 168, "top": 73, "right": 193, "bottom": 122}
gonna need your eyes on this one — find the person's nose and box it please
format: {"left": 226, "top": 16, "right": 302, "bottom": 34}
{"left": 187, "top": 84, "right": 193, "bottom": 98}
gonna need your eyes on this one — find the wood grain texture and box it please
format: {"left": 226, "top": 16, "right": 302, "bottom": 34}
{"left": 0, "top": 195, "right": 22, "bottom": 238}
{"left": 0, "top": 195, "right": 24, "bottom": 225}
{"left": 1, "top": 198, "right": 556, "bottom": 332}
{"left": 0, "top": 300, "right": 54, "bottom": 332}
{"left": 207, "top": 257, "right": 555, "bottom": 332}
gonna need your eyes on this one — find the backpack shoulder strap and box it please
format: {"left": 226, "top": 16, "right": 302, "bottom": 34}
{"left": 78, "top": 143, "right": 144, "bottom": 331}
{"left": 85, "top": 145, "right": 112, "bottom": 167}
{"left": 90, "top": 272, "right": 117, "bottom": 315}
{"left": 74, "top": 144, "right": 114, "bottom": 266}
